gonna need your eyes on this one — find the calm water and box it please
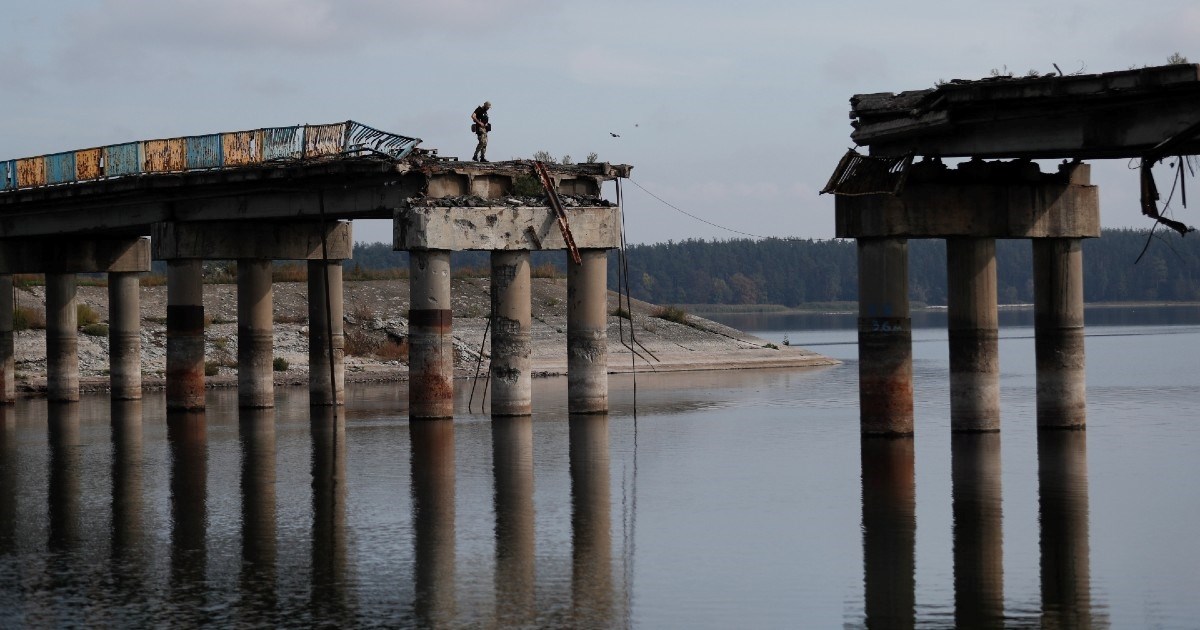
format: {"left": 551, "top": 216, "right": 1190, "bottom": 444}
{"left": 1, "top": 306, "right": 1198, "bottom": 628}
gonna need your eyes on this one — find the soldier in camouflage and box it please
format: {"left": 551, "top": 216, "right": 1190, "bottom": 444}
{"left": 471, "top": 101, "right": 492, "bottom": 162}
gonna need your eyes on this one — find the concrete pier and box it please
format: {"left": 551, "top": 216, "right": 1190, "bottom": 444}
{"left": 952, "top": 433, "right": 1004, "bottom": 627}
{"left": 1033, "top": 238, "right": 1087, "bottom": 429}
{"left": 856, "top": 238, "right": 912, "bottom": 435}
{"left": 567, "top": 249, "right": 609, "bottom": 414}
{"left": 308, "top": 260, "right": 345, "bottom": 406}
{"left": 490, "top": 251, "right": 532, "bottom": 416}
{"left": 836, "top": 161, "right": 1100, "bottom": 436}
{"left": 493, "top": 415, "right": 535, "bottom": 624}
{"left": 108, "top": 272, "right": 142, "bottom": 400}
{"left": 154, "top": 221, "right": 352, "bottom": 411}
{"left": 45, "top": 273, "right": 79, "bottom": 402}
{"left": 946, "top": 238, "right": 1000, "bottom": 431}
{"left": 396, "top": 195, "right": 624, "bottom": 417}
{"left": 0, "top": 275, "right": 13, "bottom": 403}
{"left": 409, "top": 250, "right": 454, "bottom": 419}
{"left": 167, "top": 260, "right": 206, "bottom": 411}
{"left": 237, "top": 260, "right": 275, "bottom": 409}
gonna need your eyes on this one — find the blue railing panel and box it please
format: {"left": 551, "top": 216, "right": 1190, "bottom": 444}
{"left": 45, "top": 152, "right": 77, "bottom": 185}
{"left": 2, "top": 160, "right": 15, "bottom": 190}
{"left": 185, "top": 134, "right": 223, "bottom": 169}
{"left": 104, "top": 143, "right": 144, "bottom": 177}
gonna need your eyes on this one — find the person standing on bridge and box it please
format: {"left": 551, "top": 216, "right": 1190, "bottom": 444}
{"left": 471, "top": 101, "right": 492, "bottom": 162}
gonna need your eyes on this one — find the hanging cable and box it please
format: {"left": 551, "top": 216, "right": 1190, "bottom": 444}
{"left": 617, "top": 179, "right": 638, "bottom": 419}
{"left": 627, "top": 178, "right": 812, "bottom": 242}
{"left": 468, "top": 317, "right": 491, "bottom": 414}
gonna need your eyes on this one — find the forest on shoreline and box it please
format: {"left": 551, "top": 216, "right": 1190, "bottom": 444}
{"left": 343, "top": 227, "right": 1200, "bottom": 307}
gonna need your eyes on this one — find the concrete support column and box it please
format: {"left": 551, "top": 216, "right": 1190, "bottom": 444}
{"left": 308, "top": 260, "right": 344, "bottom": 406}
{"left": 166, "top": 260, "right": 205, "bottom": 411}
{"left": 237, "top": 260, "right": 274, "bottom": 409}
{"left": 0, "top": 275, "right": 14, "bottom": 403}
{"left": 108, "top": 272, "right": 142, "bottom": 400}
{"left": 46, "top": 273, "right": 79, "bottom": 402}
{"left": 857, "top": 238, "right": 912, "bottom": 435}
{"left": 946, "top": 238, "right": 1000, "bottom": 432}
{"left": 490, "top": 251, "right": 532, "bottom": 416}
{"left": 567, "top": 249, "right": 609, "bottom": 414}
{"left": 409, "top": 250, "right": 454, "bottom": 419}
{"left": 1032, "top": 238, "right": 1086, "bottom": 429}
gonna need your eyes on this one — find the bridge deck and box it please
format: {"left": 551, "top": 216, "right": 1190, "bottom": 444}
{"left": 849, "top": 63, "right": 1200, "bottom": 159}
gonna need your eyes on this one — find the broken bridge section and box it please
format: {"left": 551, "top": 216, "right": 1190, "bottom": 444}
{"left": 395, "top": 161, "right": 630, "bottom": 419}
{"left": 831, "top": 63, "right": 1200, "bottom": 436}
{"left": 0, "top": 123, "right": 632, "bottom": 417}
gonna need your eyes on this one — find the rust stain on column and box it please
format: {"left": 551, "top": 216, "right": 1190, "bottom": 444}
{"left": 46, "top": 273, "right": 79, "bottom": 402}
{"left": 167, "top": 260, "right": 205, "bottom": 411}
{"left": 491, "top": 251, "right": 532, "bottom": 416}
{"left": 567, "top": 249, "right": 609, "bottom": 414}
{"left": 857, "top": 238, "right": 913, "bottom": 435}
{"left": 0, "top": 275, "right": 13, "bottom": 403}
{"left": 1033, "top": 238, "right": 1086, "bottom": 429}
{"left": 409, "top": 250, "right": 454, "bottom": 419}
{"left": 946, "top": 238, "right": 1000, "bottom": 431}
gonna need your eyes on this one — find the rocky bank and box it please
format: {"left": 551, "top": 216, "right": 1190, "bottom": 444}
{"left": 11, "top": 277, "right": 837, "bottom": 394}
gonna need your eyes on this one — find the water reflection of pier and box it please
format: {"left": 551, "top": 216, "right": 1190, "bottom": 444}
{"left": 859, "top": 430, "right": 1097, "bottom": 627}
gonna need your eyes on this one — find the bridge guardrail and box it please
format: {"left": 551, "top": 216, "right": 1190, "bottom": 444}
{"left": 0, "top": 120, "right": 420, "bottom": 192}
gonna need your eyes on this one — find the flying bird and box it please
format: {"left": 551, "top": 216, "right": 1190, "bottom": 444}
{"left": 610, "top": 132, "right": 620, "bottom": 138}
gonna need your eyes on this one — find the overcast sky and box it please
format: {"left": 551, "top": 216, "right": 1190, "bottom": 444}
{"left": 2, "top": 0, "right": 1196, "bottom": 244}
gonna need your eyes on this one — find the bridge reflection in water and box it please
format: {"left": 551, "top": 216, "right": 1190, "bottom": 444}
{"left": 0, "top": 390, "right": 1105, "bottom": 626}
{"left": 859, "top": 431, "right": 1099, "bottom": 629}
{"left": 0, "top": 393, "right": 631, "bottom": 625}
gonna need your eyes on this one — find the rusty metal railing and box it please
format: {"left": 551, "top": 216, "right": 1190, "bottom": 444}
{"left": 1, "top": 121, "right": 421, "bottom": 192}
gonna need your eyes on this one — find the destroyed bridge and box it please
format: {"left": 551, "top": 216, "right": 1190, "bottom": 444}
{"left": 825, "top": 63, "right": 1200, "bottom": 436}
{"left": 0, "top": 120, "right": 632, "bottom": 418}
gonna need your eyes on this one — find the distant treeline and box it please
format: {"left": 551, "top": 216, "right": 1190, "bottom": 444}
{"left": 328, "top": 228, "right": 1200, "bottom": 306}
{"left": 608, "top": 228, "right": 1200, "bottom": 306}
